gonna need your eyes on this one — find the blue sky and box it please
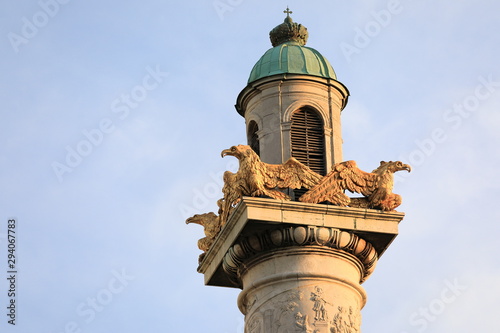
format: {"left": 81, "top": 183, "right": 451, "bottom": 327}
{"left": 1, "top": 1, "right": 499, "bottom": 332}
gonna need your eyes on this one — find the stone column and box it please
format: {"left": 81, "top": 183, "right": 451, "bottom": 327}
{"left": 225, "top": 226, "right": 374, "bottom": 332}
{"left": 197, "top": 197, "right": 405, "bottom": 333}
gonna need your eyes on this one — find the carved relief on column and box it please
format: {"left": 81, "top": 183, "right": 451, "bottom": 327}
{"left": 244, "top": 284, "right": 362, "bottom": 333}
{"left": 246, "top": 311, "right": 264, "bottom": 333}
{"left": 331, "top": 305, "right": 361, "bottom": 333}
{"left": 245, "top": 289, "right": 305, "bottom": 333}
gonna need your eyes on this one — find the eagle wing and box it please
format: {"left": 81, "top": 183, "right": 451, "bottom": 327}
{"left": 299, "top": 161, "right": 379, "bottom": 205}
{"left": 264, "top": 157, "right": 323, "bottom": 190}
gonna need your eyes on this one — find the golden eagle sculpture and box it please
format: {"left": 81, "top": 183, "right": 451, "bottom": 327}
{"left": 221, "top": 145, "right": 322, "bottom": 200}
{"left": 299, "top": 160, "right": 411, "bottom": 211}
{"left": 185, "top": 212, "right": 220, "bottom": 261}
{"left": 218, "top": 144, "right": 323, "bottom": 225}
{"left": 186, "top": 146, "right": 410, "bottom": 256}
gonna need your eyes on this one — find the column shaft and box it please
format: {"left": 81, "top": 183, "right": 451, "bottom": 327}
{"left": 238, "top": 246, "right": 366, "bottom": 332}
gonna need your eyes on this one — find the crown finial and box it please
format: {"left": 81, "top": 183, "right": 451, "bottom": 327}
{"left": 269, "top": 8, "right": 308, "bottom": 47}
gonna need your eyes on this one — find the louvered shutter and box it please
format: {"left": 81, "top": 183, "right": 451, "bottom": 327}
{"left": 291, "top": 108, "right": 326, "bottom": 175}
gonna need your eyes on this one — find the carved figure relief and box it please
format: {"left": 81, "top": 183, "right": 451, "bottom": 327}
{"left": 330, "top": 306, "right": 360, "bottom": 333}
{"left": 243, "top": 284, "right": 362, "bottom": 333}
{"left": 282, "top": 290, "right": 303, "bottom": 314}
{"left": 295, "top": 312, "right": 313, "bottom": 333}
{"left": 267, "top": 290, "right": 305, "bottom": 333}
{"left": 310, "top": 287, "right": 329, "bottom": 322}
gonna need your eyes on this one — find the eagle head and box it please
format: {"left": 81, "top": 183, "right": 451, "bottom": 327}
{"left": 185, "top": 212, "right": 217, "bottom": 225}
{"left": 185, "top": 214, "right": 203, "bottom": 226}
{"left": 221, "top": 145, "right": 253, "bottom": 160}
{"left": 382, "top": 161, "right": 411, "bottom": 173}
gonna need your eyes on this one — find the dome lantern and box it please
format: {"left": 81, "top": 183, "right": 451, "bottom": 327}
{"left": 236, "top": 9, "right": 349, "bottom": 185}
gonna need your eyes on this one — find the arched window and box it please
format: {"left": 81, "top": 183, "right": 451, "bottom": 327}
{"left": 290, "top": 107, "right": 326, "bottom": 175}
{"left": 247, "top": 121, "right": 260, "bottom": 156}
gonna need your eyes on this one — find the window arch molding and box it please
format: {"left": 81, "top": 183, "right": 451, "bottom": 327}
{"left": 282, "top": 100, "right": 328, "bottom": 124}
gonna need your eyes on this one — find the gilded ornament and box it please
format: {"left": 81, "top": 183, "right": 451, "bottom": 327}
{"left": 186, "top": 145, "right": 410, "bottom": 257}
{"left": 300, "top": 160, "right": 411, "bottom": 211}
{"left": 219, "top": 144, "right": 322, "bottom": 225}
{"left": 185, "top": 212, "right": 220, "bottom": 260}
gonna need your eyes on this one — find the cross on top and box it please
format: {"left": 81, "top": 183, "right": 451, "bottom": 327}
{"left": 284, "top": 7, "right": 293, "bottom": 16}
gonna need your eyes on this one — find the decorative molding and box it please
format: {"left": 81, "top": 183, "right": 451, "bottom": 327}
{"left": 245, "top": 115, "right": 263, "bottom": 137}
{"left": 282, "top": 99, "right": 328, "bottom": 124}
{"left": 236, "top": 73, "right": 350, "bottom": 118}
{"left": 223, "top": 225, "right": 378, "bottom": 285}
{"left": 281, "top": 121, "right": 292, "bottom": 132}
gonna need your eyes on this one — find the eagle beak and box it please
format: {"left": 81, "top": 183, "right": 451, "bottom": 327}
{"left": 403, "top": 164, "right": 412, "bottom": 172}
{"left": 185, "top": 216, "right": 200, "bottom": 225}
{"left": 221, "top": 148, "right": 233, "bottom": 158}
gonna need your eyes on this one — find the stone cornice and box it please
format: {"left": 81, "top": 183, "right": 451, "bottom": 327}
{"left": 235, "top": 74, "right": 350, "bottom": 117}
{"left": 197, "top": 197, "right": 404, "bottom": 288}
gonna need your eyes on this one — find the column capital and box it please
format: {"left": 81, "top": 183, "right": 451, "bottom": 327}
{"left": 223, "top": 225, "right": 378, "bottom": 287}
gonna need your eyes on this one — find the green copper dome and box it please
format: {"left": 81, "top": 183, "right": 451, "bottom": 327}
{"left": 248, "top": 42, "right": 337, "bottom": 83}
{"left": 247, "top": 12, "right": 336, "bottom": 84}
